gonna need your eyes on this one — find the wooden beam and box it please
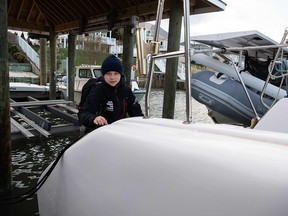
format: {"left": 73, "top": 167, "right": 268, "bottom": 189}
{"left": 10, "top": 99, "right": 72, "bottom": 107}
{"left": 36, "top": 0, "right": 64, "bottom": 24}
{"left": 17, "top": 106, "right": 52, "bottom": 131}
{"left": 8, "top": 17, "right": 49, "bottom": 32}
{"left": 16, "top": 0, "right": 25, "bottom": 21}
{"left": 44, "top": 105, "right": 78, "bottom": 124}
{"left": 10, "top": 108, "right": 51, "bottom": 138}
{"left": 33, "top": 0, "right": 48, "bottom": 24}
{"left": 27, "top": 2, "right": 35, "bottom": 22}
{"left": 56, "top": 104, "right": 78, "bottom": 114}
{"left": 10, "top": 118, "right": 35, "bottom": 139}
{"left": 86, "top": 0, "right": 101, "bottom": 14}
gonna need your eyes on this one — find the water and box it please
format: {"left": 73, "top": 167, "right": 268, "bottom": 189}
{"left": 1, "top": 133, "right": 82, "bottom": 215}
{"left": 1, "top": 89, "right": 213, "bottom": 215}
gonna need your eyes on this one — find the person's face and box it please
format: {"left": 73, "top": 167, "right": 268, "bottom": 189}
{"left": 104, "top": 71, "right": 121, "bottom": 86}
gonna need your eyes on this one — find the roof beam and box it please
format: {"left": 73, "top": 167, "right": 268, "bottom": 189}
{"left": 26, "top": 2, "right": 34, "bottom": 22}
{"left": 8, "top": 17, "right": 49, "bottom": 33}
{"left": 16, "top": 0, "right": 25, "bottom": 21}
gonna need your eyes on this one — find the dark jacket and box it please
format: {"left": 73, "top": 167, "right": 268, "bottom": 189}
{"left": 78, "top": 81, "right": 143, "bottom": 132}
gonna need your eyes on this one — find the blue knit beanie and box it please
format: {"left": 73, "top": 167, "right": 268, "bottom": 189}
{"left": 101, "top": 55, "right": 124, "bottom": 76}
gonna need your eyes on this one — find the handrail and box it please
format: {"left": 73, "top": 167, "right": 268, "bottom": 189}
{"left": 16, "top": 35, "right": 40, "bottom": 69}
{"left": 144, "top": 0, "right": 192, "bottom": 123}
{"left": 144, "top": 0, "right": 165, "bottom": 118}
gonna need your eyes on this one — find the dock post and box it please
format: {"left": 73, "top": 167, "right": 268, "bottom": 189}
{"left": 162, "top": 0, "right": 183, "bottom": 119}
{"left": 0, "top": 0, "right": 12, "bottom": 194}
{"left": 122, "top": 24, "right": 135, "bottom": 86}
{"left": 40, "top": 37, "right": 47, "bottom": 85}
{"left": 49, "top": 26, "right": 57, "bottom": 99}
{"left": 67, "top": 33, "right": 76, "bottom": 102}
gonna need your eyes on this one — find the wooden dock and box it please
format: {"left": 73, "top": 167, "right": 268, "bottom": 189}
{"left": 10, "top": 97, "right": 81, "bottom": 140}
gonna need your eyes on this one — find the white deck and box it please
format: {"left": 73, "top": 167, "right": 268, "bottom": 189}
{"left": 38, "top": 116, "right": 288, "bottom": 216}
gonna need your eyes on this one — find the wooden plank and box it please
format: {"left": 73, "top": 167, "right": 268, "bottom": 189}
{"left": 56, "top": 103, "right": 79, "bottom": 114}
{"left": 44, "top": 105, "right": 78, "bottom": 124}
{"left": 10, "top": 99, "right": 73, "bottom": 107}
{"left": 11, "top": 123, "right": 20, "bottom": 133}
{"left": 10, "top": 109, "right": 51, "bottom": 138}
{"left": 10, "top": 118, "right": 35, "bottom": 139}
{"left": 27, "top": 96, "right": 78, "bottom": 124}
{"left": 11, "top": 123, "right": 80, "bottom": 141}
{"left": 18, "top": 106, "right": 51, "bottom": 131}
{"left": 28, "top": 96, "right": 78, "bottom": 113}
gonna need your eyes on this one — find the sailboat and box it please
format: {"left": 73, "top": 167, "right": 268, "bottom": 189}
{"left": 37, "top": 0, "right": 288, "bottom": 215}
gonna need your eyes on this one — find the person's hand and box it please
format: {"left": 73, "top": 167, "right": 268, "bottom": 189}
{"left": 93, "top": 116, "right": 108, "bottom": 126}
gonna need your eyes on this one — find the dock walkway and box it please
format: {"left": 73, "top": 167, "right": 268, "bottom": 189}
{"left": 10, "top": 97, "right": 80, "bottom": 140}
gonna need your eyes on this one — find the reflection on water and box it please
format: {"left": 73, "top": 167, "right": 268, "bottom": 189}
{"left": 1, "top": 89, "right": 212, "bottom": 215}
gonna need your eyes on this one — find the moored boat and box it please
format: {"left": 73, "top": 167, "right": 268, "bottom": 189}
{"left": 37, "top": 0, "right": 288, "bottom": 215}
{"left": 58, "top": 64, "right": 146, "bottom": 104}
{"left": 191, "top": 70, "right": 275, "bottom": 126}
{"left": 10, "top": 82, "right": 62, "bottom": 100}
{"left": 37, "top": 114, "right": 288, "bottom": 216}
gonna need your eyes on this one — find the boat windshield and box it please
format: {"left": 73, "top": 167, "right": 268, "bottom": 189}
{"left": 93, "top": 69, "right": 102, "bottom": 78}
{"left": 79, "top": 69, "right": 93, "bottom": 79}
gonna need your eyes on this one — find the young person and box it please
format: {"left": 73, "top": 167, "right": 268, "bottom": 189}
{"left": 78, "top": 54, "right": 144, "bottom": 133}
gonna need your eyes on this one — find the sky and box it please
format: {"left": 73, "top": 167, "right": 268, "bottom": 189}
{"left": 156, "top": 0, "right": 288, "bottom": 43}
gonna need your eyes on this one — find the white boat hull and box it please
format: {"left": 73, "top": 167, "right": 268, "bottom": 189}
{"left": 9, "top": 82, "right": 50, "bottom": 100}
{"left": 38, "top": 116, "right": 288, "bottom": 216}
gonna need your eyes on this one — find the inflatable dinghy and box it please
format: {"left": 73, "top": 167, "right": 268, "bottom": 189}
{"left": 191, "top": 70, "right": 274, "bottom": 126}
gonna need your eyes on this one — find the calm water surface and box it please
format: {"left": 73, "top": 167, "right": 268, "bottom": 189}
{"left": 1, "top": 89, "right": 213, "bottom": 215}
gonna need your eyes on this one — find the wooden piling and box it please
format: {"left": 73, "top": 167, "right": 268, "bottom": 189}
{"left": 40, "top": 38, "right": 47, "bottom": 85}
{"left": 122, "top": 24, "right": 135, "bottom": 85}
{"left": 49, "top": 26, "right": 57, "bottom": 99}
{"left": 67, "top": 34, "right": 76, "bottom": 102}
{"left": 162, "top": 0, "right": 183, "bottom": 119}
{"left": 0, "top": 0, "right": 12, "bottom": 194}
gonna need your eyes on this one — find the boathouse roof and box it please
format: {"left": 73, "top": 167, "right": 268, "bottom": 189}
{"left": 7, "top": 0, "right": 226, "bottom": 35}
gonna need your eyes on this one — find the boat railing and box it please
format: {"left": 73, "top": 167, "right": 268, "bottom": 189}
{"left": 260, "top": 28, "right": 288, "bottom": 109}
{"left": 139, "top": 0, "right": 192, "bottom": 123}
{"left": 229, "top": 55, "right": 261, "bottom": 125}
{"left": 137, "top": 0, "right": 288, "bottom": 125}
{"left": 191, "top": 30, "right": 288, "bottom": 119}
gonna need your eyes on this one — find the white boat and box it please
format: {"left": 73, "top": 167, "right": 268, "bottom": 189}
{"left": 37, "top": 1, "right": 288, "bottom": 215}
{"left": 10, "top": 82, "right": 50, "bottom": 100}
{"left": 10, "top": 82, "right": 62, "bottom": 100}
{"left": 58, "top": 64, "right": 146, "bottom": 104}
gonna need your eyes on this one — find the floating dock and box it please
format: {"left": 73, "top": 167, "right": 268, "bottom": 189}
{"left": 10, "top": 97, "right": 80, "bottom": 140}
